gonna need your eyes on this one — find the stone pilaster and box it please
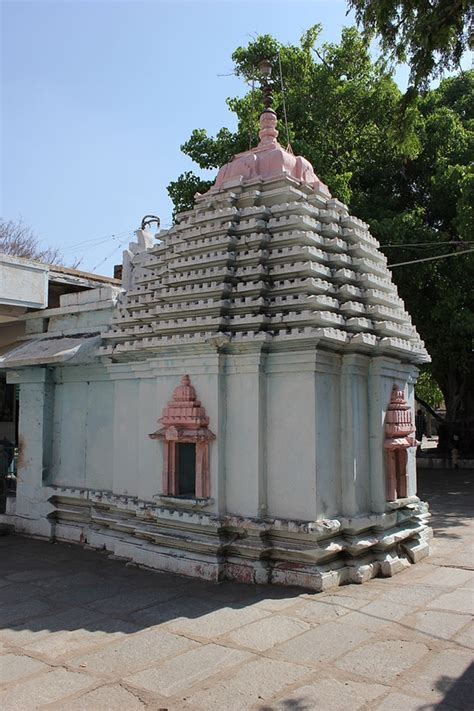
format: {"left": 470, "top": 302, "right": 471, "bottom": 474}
{"left": 6, "top": 367, "right": 54, "bottom": 536}
{"left": 340, "top": 354, "right": 370, "bottom": 516}
{"left": 224, "top": 347, "right": 267, "bottom": 518}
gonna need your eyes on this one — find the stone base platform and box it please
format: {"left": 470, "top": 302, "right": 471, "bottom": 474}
{"left": 9, "top": 486, "right": 431, "bottom": 592}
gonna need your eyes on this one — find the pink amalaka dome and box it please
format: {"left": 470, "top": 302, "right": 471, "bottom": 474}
{"left": 204, "top": 109, "right": 331, "bottom": 196}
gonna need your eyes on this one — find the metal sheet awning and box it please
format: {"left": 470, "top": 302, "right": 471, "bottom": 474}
{"left": 0, "top": 336, "right": 101, "bottom": 368}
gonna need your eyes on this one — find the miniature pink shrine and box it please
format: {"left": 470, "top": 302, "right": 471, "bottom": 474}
{"left": 384, "top": 384, "right": 417, "bottom": 501}
{"left": 149, "top": 375, "right": 215, "bottom": 499}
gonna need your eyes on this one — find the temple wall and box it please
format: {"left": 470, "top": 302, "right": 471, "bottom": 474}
{"left": 315, "top": 360, "right": 341, "bottom": 518}
{"left": 265, "top": 352, "right": 317, "bottom": 521}
{"left": 368, "top": 357, "right": 419, "bottom": 510}
{"left": 105, "top": 355, "right": 227, "bottom": 512}
{"left": 224, "top": 352, "right": 266, "bottom": 518}
{"left": 353, "top": 369, "right": 371, "bottom": 512}
{"left": 136, "top": 377, "right": 161, "bottom": 501}
{"left": 112, "top": 378, "right": 140, "bottom": 495}
{"left": 49, "top": 367, "right": 114, "bottom": 491}
{"left": 7, "top": 352, "right": 419, "bottom": 534}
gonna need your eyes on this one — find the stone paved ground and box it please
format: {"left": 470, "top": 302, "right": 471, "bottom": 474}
{"left": 0, "top": 468, "right": 472, "bottom": 710}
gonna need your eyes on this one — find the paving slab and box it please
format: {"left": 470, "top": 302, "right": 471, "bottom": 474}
{"left": 335, "top": 639, "right": 430, "bottom": 683}
{"left": 0, "top": 606, "right": 119, "bottom": 647}
{"left": 373, "top": 691, "right": 428, "bottom": 709}
{"left": 184, "top": 657, "right": 312, "bottom": 709}
{"left": 289, "top": 592, "right": 373, "bottom": 626}
{"left": 402, "top": 609, "right": 471, "bottom": 642}
{"left": 51, "top": 683, "right": 146, "bottom": 710}
{"left": 454, "top": 622, "right": 474, "bottom": 650}
{"left": 0, "top": 653, "right": 49, "bottom": 684}
{"left": 426, "top": 588, "right": 474, "bottom": 615}
{"left": 1, "top": 599, "right": 55, "bottom": 627}
{"left": 268, "top": 678, "right": 387, "bottom": 710}
{"left": 225, "top": 614, "right": 311, "bottom": 651}
{"left": 22, "top": 618, "right": 139, "bottom": 660}
{"left": 167, "top": 604, "right": 270, "bottom": 639}
{"left": 273, "top": 620, "right": 372, "bottom": 665}
{"left": 418, "top": 566, "right": 474, "bottom": 588}
{"left": 67, "top": 628, "right": 199, "bottom": 677}
{"left": 401, "top": 647, "right": 474, "bottom": 706}
{"left": 0, "top": 669, "right": 96, "bottom": 710}
{"left": 87, "top": 587, "right": 179, "bottom": 616}
{"left": 339, "top": 598, "right": 416, "bottom": 631}
{"left": 125, "top": 643, "right": 251, "bottom": 697}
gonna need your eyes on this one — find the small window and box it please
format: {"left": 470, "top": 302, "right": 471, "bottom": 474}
{"left": 177, "top": 443, "right": 196, "bottom": 496}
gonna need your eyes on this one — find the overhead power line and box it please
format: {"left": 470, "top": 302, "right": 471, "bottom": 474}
{"left": 388, "top": 247, "right": 474, "bottom": 268}
{"left": 91, "top": 232, "right": 135, "bottom": 273}
{"left": 383, "top": 241, "right": 474, "bottom": 248}
{"left": 61, "top": 228, "right": 136, "bottom": 254}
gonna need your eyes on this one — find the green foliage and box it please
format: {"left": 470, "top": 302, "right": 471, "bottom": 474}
{"left": 167, "top": 28, "right": 474, "bottom": 448}
{"left": 347, "top": 0, "right": 473, "bottom": 88}
{"left": 415, "top": 369, "right": 444, "bottom": 410}
{"left": 172, "top": 26, "right": 414, "bottom": 211}
{"left": 166, "top": 172, "right": 213, "bottom": 221}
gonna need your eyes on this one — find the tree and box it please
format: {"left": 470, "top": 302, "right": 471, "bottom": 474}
{"left": 0, "top": 218, "right": 66, "bottom": 266}
{"left": 167, "top": 27, "right": 474, "bottom": 451}
{"left": 347, "top": 0, "right": 473, "bottom": 89}
{"left": 415, "top": 368, "right": 444, "bottom": 410}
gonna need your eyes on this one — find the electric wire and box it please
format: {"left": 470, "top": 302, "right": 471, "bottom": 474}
{"left": 383, "top": 241, "right": 474, "bottom": 248}
{"left": 90, "top": 232, "right": 135, "bottom": 273}
{"left": 388, "top": 247, "right": 474, "bottom": 268}
{"left": 278, "top": 50, "right": 291, "bottom": 151}
{"left": 60, "top": 228, "right": 136, "bottom": 253}
{"left": 249, "top": 75, "right": 256, "bottom": 149}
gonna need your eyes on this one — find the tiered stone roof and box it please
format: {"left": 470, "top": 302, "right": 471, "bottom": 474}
{"left": 101, "top": 110, "right": 429, "bottom": 364}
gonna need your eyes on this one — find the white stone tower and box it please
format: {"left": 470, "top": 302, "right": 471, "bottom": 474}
{"left": 94, "top": 104, "right": 432, "bottom": 588}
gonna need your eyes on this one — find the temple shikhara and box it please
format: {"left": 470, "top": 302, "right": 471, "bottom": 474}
{"left": 0, "top": 81, "right": 432, "bottom": 589}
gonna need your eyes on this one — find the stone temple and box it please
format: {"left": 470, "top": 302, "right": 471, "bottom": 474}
{"left": 0, "top": 104, "right": 432, "bottom": 590}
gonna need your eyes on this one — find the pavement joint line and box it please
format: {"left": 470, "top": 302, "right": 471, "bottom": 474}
{"left": 118, "top": 680, "right": 150, "bottom": 707}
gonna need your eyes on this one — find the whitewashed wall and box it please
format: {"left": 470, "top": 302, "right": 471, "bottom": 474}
{"left": 265, "top": 352, "right": 317, "bottom": 521}
{"left": 13, "top": 349, "right": 419, "bottom": 530}
{"left": 50, "top": 367, "right": 114, "bottom": 491}
{"left": 315, "top": 357, "right": 342, "bottom": 518}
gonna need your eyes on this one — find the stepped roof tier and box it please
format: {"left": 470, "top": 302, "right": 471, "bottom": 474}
{"left": 102, "top": 109, "right": 429, "bottom": 364}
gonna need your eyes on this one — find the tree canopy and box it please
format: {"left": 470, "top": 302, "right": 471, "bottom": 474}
{"left": 347, "top": 0, "right": 473, "bottom": 89}
{"left": 0, "top": 218, "right": 63, "bottom": 265}
{"left": 167, "top": 27, "right": 474, "bottom": 451}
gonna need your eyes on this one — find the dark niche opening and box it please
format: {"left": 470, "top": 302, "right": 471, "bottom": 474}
{"left": 177, "top": 442, "right": 196, "bottom": 496}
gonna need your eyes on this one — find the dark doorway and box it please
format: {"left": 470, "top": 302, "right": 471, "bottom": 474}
{"left": 177, "top": 443, "right": 196, "bottom": 496}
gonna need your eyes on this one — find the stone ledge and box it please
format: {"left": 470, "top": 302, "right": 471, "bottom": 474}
{"left": 154, "top": 495, "right": 215, "bottom": 510}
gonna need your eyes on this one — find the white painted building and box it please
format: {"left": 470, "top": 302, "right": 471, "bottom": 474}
{"left": 0, "top": 108, "right": 431, "bottom": 589}
{"left": 0, "top": 254, "right": 120, "bottom": 510}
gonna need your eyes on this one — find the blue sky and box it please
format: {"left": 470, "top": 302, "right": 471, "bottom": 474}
{"left": 0, "top": 1, "right": 461, "bottom": 274}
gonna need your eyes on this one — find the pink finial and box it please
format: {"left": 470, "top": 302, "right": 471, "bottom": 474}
{"left": 181, "top": 374, "right": 190, "bottom": 385}
{"left": 258, "top": 110, "right": 279, "bottom": 146}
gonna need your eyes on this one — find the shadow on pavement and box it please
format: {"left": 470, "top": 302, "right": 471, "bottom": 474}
{"left": 419, "top": 661, "right": 474, "bottom": 710}
{"left": 0, "top": 534, "right": 302, "bottom": 638}
{"left": 418, "top": 467, "right": 473, "bottom": 540}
